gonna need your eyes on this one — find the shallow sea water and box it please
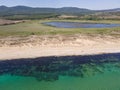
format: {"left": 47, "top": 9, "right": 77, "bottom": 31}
{"left": 0, "top": 53, "right": 120, "bottom": 90}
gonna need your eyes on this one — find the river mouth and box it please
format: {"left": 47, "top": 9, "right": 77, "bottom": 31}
{"left": 44, "top": 22, "right": 120, "bottom": 28}
{"left": 0, "top": 53, "right": 120, "bottom": 90}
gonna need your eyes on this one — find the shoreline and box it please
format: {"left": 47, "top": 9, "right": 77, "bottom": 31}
{"left": 0, "top": 35, "right": 120, "bottom": 60}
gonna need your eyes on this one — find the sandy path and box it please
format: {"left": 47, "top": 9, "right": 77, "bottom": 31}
{"left": 0, "top": 35, "right": 120, "bottom": 60}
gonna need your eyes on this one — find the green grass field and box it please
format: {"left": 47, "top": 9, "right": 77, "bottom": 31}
{"left": 0, "top": 20, "right": 120, "bottom": 36}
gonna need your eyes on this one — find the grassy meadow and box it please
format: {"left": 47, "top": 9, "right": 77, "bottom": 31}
{"left": 0, "top": 20, "right": 120, "bottom": 37}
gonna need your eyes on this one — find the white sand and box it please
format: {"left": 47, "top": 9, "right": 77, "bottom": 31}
{"left": 0, "top": 35, "right": 120, "bottom": 60}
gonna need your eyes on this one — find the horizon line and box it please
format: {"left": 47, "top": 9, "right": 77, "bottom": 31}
{"left": 0, "top": 5, "right": 120, "bottom": 11}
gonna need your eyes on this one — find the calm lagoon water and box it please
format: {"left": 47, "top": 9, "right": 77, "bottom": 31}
{"left": 0, "top": 53, "right": 120, "bottom": 90}
{"left": 44, "top": 22, "right": 120, "bottom": 28}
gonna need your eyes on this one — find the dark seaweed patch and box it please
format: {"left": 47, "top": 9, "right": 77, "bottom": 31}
{"left": 0, "top": 53, "right": 120, "bottom": 81}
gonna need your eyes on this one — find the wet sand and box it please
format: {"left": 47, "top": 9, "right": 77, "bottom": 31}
{"left": 0, "top": 35, "right": 120, "bottom": 60}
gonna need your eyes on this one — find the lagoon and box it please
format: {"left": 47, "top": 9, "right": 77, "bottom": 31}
{"left": 45, "top": 22, "right": 120, "bottom": 28}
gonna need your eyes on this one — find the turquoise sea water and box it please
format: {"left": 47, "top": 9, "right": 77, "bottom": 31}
{"left": 0, "top": 53, "right": 120, "bottom": 90}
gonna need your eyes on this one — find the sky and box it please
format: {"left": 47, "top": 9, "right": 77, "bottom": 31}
{"left": 0, "top": 0, "right": 120, "bottom": 10}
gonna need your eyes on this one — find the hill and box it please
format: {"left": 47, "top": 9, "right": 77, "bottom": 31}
{"left": 0, "top": 6, "right": 120, "bottom": 20}
{"left": 0, "top": 6, "right": 92, "bottom": 15}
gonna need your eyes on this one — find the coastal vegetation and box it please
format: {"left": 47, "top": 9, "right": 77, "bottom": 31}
{"left": 0, "top": 6, "right": 120, "bottom": 37}
{"left": 0, "top": 20, "right": 120, "bottom": 37}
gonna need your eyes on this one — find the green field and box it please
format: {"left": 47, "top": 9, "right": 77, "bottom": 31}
{"left": 0, "top": 20, "right": 120, "bottom": 36}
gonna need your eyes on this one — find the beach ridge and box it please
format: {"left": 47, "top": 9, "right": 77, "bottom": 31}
{"left": 0, "top": 35, "right": 120, "bottom": 60}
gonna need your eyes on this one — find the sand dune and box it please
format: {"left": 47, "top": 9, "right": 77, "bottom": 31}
{"left": 0, "top": 35, "right": 120, "bottom": 60}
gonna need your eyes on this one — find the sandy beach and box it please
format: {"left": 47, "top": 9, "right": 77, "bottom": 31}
{"left": 0, "top": 35, "right": 120, "bottom": 60}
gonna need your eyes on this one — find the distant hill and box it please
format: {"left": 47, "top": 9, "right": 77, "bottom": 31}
{"left": 0, "top": 6, "right": 120, "bottom": 20}
{"left": 57, "top": 7, "right": 92, "bottom": 14}
{"left": 0, "top": 6, "right": 93, "bottom": 15}
{"left": 0, "top": 6, "right": 120, "bottom": 15}
{"left": 95, "top": 8, "right": 120, "bottom": 13}
{"left": 0, "top": 6, "right": 55, "bottom": 15}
